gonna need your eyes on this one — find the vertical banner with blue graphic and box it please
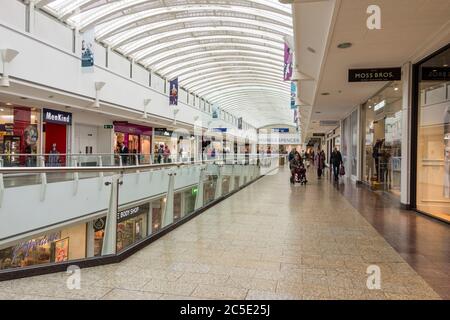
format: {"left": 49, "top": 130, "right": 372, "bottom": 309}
{"left": 169, "top": 78, "right": 178, "bottom": 106}
{"left": 290, "top": 82, "right": 297, "bottom": 109}
{"left": 284, "top": 42, "right": 293, "bottom": 81}
{"left": 81, "top": 28, "right": 95, "bottom": 71}
{"left": 212, "top": 104, "right": 220, "bottom": 119}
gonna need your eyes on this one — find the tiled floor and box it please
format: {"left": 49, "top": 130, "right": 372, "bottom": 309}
{"left": 0, "top": 167, "right": 443, "bottom": 300}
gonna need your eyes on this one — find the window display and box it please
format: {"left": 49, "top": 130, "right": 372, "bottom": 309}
{"left": 416, "top": 46, "right": 450, "bottom": 222}
{"left": 362, "top": 82, "right": 402, "bottom": 196}
{"left": 116, "top": 204, "right": 149, "bottom": 252}
{"left": 0, "top": 104, "right": 41, "bottom": 167}
{"left": 0, "top": 224, "right": 86, "bottom": 270}
{"left": 204, "top": 175, "right": 218, "bottom": 204}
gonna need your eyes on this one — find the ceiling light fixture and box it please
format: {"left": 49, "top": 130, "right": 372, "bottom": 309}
{"left": 337, "top": 42, "right": 353, "bottom": 49}
{"left": 321, "top": 92, "right": 330, "bottom": 96}
{"left": 0, "top": 49, "right": 19, "bottom": 87}
{"left": 394, "top": 87, "right": 399, "bottom": 91}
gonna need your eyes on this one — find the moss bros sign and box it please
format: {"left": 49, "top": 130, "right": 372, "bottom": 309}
{"left": 348, "top": 68, "right": 401, "bottom": 82}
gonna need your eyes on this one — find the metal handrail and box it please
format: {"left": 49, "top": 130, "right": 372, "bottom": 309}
{"left": 0, "top": 155, "right": 276, "bottom": 174}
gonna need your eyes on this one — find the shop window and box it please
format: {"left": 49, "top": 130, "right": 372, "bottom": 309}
{"left": 363, "top": 82, "right": 403, "bottom": 195}
{"left": 116, "top": 204, "right": 149, "bottom": 252}
{"left": 0, "top": 224, "right": 86, "bottom": 270}
{"left": 416, "top": 46, "right": 450, "bottom": 222}
{"left": 222, "top": 175, "right": 231, "bottom": 196}
{"left": 173, "top": 192, "right": 182, "bottom": 222}
{"left": 203, "top": 175, "right": 218, "bottom": 205}
{"left": 151, "top": 198, "right": 165, "bottom": 233}
{"left": 184, "top": 187, "right": 197, "bottom": 216}
{"left": 0, "top": 104, "right": 41, "bottom": 167}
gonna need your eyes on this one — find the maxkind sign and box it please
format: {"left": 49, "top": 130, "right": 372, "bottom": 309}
{"left": 43, "top": 108, "right": 72, "bottom": 125}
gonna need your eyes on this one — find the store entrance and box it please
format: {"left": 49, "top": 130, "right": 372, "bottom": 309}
{"left": 363, "top": 82, "right": 402, "bottom": 196}
{"left": 44, "top": 122, "right": 67, "bottom": 167}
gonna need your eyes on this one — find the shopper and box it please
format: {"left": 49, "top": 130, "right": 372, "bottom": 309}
{"left": 330, "top": 147, "right": 343, "bottom": 182}
{"left": 48, "top": 143, "right": 60, "bottom": 167}
{"left": 119, "top": 142, "right": 129, "bottom": 166}
{"left": 163, "top": 144, "right": 171, "bottom": 163}
{"left": 158, "top": 144, "right": 164, "bottom": 163}
{"left": 315, "top": 147, "right": 326, "bottom": 179}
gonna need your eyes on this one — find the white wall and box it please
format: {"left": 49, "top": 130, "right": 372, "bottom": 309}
{"left": 0, "top": 0, "right": 26, "bottom": 32}
{"left": 34, "top": 11, "right": 72, "bottom": 52}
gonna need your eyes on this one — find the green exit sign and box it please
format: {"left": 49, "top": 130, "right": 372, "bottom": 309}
{"left": 104, "top": 125, "right": 113, "bottom": 129}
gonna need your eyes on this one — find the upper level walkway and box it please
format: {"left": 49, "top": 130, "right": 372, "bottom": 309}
{"left": 0, "top": 166, "right": 447, "bottom": 300}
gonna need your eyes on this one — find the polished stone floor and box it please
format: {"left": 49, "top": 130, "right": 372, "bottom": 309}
{"left": 0, "top": 168, "right": 443, "bottom": 300}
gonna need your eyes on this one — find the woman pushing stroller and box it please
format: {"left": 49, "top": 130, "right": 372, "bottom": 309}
{"left": 290, "top": 152, "right": 307, "bottom": 185}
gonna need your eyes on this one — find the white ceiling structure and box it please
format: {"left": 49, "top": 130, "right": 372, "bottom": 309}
{"left": 288, "top": 0, "right": 450, "bottom": 143}
{"left": 37, "top": 0, "right": 295, "bottom": 128}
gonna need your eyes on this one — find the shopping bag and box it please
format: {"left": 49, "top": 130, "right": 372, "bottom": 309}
{"left": 339, "top": 164, "right": 346, "bottom": 176}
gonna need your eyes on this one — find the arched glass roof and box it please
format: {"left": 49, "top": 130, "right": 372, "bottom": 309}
{"left": 38, "top": 0, "right": 294, "bottom": 128}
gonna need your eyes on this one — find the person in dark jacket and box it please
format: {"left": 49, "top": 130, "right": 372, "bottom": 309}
{"left": 330, "top": 147, "right": 343, "bottom": 181}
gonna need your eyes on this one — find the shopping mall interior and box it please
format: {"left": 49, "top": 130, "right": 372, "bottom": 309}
{"left": 0, "top": 0, "right": 449, "bottom": 304}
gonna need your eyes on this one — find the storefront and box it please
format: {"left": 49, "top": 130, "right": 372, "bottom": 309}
{"left": 361, "top": 82, "right": 403, "bottom": 196}
{"left": 413, "top": 44, "right": 450, "bottom": 222}
{"left": 0, "top": 103, "right": 41, "bottom": 167}
{"left": 153, "top": 128, "right": 177, "bottom": 163}
{"left": 113, "top": 121, "right": 152, "bottom": 164}
{"left": 43, "top": 108, "right": 72, "bottom": 166}
{"left": 0, "top": 224, "right": 86, "bottom": 270}
{"left": 116, "top": 204, "right": 148, "bottom": 252}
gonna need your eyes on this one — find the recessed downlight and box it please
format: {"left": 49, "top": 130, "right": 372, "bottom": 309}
{"left": 307, "top": 47, "right": 316, "bottom": 54}
{"left": 5, "top": 102, "right": 12, "bottom": 106}
{"left": 338, "top": 42, "right": 353, "bottom": 49}
{"left": 316, "top": 111, "right": 322, "bottom": 114}
{"left": 394, "top": 87, "right": 399, "bottom": 91}
{"left": 20, "top": 97, "right": 28, "bottom": 100}
{"left": 321, "top": 92, "right": 330, "bottom": 96}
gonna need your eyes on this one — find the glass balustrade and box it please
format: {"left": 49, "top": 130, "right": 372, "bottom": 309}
{"left": 0, "top": 155, "right": 279, "bottom": 275}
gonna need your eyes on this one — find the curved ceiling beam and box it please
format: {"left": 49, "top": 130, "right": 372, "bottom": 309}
{"left": 107, "top": 22, "right": 285, "bottom": 49}
{"left": 213, "top": 92, "right": 289, "bottom": 105}
{"left": 198, "top": 82, "right": 289, "bottom": 98}
{"left": 183, "top": 72, "right": 284, "bottom": 90}
{"left": 75, "top": 4, "right": 292, "bottom": 34}
{"left": 206, "top": 87, "right": 289, "bottom": 101}
{"left": 142, "top": 43, "right": 282, "bottom": 67}
{"left": 214, "top": 95, "right": 290, "bottom": 107}
{"left": 130, "top": 34, "right": 283, "bottom": 61}
{"left": 179, "top": 66, "right": 283, "bottom": 85}
{"left": 164, "top": 61, "right": 283, "bottom": 80}
{"left": 188, "top": 76, "right": 287, "bottom": 93}
{"left": 150, "top": 51, "right": 283, "bottom": 72}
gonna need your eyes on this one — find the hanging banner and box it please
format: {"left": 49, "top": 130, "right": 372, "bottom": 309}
{"left": 283, "top": 43, "right": 293, "bottom": 81}
{"left": 290, "top": 82, "right": 297, "bottom": 109}
{"left": 169, "top": 78, "right": 178, "bottom": 106}
{"left": 212, "top": 104, "right": 220, "bottom": 119}
{"left": 81, "top": 29, "right": 95, "bottom": 69}
{"left": 238, "top": 117, "right": 243, "bottom": 130}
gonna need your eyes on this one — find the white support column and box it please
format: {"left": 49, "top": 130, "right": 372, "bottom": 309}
{"left": 401, "top": 62, "right": 413, "bottom": 206}
{"left": 195, "top": 166, "right": 206, "bottom": 209}
{"left": 102, "top": 175, "right": 120, "bottom": 255}
{"left": 86, "top": 221, "right": 95, "bottom": 258}
{"left": 162, "top": 171, "right": 175, "bottom": 227}
{"left": 147, "top": 202, "right": 153, "bottom": 235}
{"left": 25, "top": 0, "right": 36, "bottom": 33}
{"left": 229, "top": 165, "right": 236, "bottom": 191}
{"left": 214, "top": 165, "right": 223, "bottom": 199}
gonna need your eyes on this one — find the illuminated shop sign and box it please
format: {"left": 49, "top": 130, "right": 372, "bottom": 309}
{"left": 348, "top": 68, "right": 401, "bottom": 82}
{"left": 421, "top": 67, "right": 450, "bottom": 81}
{"left": 43, "top": 108, "right": 72, "bottom": 125}
{"left": 117, "top": 205, "right": 145, "bottom": 223}
{"left": 374, "top": 100, "right": 386, "bottom": 112}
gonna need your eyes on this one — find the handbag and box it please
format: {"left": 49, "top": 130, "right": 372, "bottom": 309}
{"left": 339, "top": 164, "right": 346, "bottom": 176}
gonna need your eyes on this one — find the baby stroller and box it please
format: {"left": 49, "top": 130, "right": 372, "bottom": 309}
{"left": 290, "top": 163, "right": 308, "bottom": 185}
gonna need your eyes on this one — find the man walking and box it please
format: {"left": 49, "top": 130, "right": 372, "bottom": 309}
{"left": 330, "top": 147, "right": 343, "bottom": 182}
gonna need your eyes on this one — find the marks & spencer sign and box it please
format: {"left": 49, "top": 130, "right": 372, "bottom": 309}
{"left": 43, "top": 108, "right": 72, "bottom": 125}
{"left": 348, "top": 68, "right": 401, "bottom": 82}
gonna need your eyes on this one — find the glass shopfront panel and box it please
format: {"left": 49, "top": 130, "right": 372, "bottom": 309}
{"left": 0, "top": 104, "right": 41, "bottom": 167}
{"left": 0, "top": 224, "right": 86, "bottom": 270}
{"left": 204, "top": 175, "right": 218, "bottom": 205}
{"left": 416, "top": 46, "right": 450, "bottom": 222}
{"left": 184, "top": 188, "right": 197, "bottom": 215}
{"left": 116, "top": 204, "right": 149, "bottom": 252}
{"left": 363, "top": 82, "right": 403, "bottom": 196}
